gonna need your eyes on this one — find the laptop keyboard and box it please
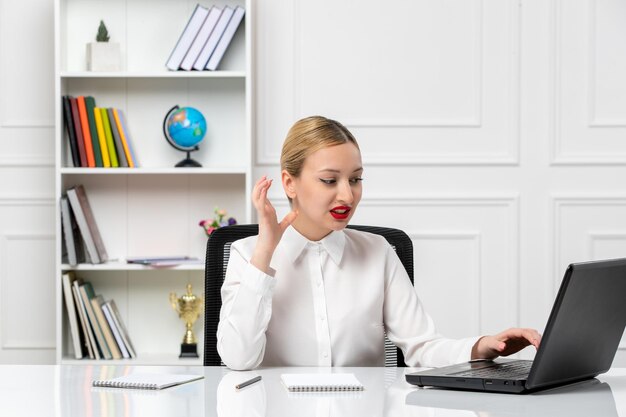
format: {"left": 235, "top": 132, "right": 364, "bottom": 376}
{"left": 452, "top": 361, "right": 532, "bottom": 380}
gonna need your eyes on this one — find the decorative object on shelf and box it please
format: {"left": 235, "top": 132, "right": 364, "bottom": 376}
{"left": 163, "top": 105, "right": 207, "bottom": 167}
{"left": 199, "top": 207, "right": 237, "bottom": 236}
{"left": 86, "top": 20, "right": 121, "bottom": 72}
{"left": 169, "top": 284, "right": 203, "bottom": 358}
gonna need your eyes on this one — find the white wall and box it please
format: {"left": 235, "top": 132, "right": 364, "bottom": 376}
{"left": 0, "top": 0, "right": 56, "bottom": 364}
{"left": 0, "top": 0, "right": 624, "bottom": 365}
{"left": 254, "top": 0, "right": 626, "bottom": 366}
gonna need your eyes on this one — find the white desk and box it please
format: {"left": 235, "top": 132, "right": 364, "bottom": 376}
{"left": 0, "top": 365, "right": 624, "bottom": 417}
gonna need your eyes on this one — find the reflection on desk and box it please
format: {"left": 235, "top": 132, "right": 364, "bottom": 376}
{"left": 0, "top": 365, "right": 624, "bottom": 417}
{"left": 406, "top": 378, "right": 619, "bottom": 417}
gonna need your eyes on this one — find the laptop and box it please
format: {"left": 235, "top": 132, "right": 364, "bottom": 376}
{"left": 406, "top": 258, "right": 626, "bottom": 394}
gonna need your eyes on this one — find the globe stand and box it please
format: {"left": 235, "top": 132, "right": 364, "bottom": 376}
{"left": 163, "top": 105, "right": 206, "bottom": 168}
{"left": 175, "top": 149, "right": 202, "bottom": 167}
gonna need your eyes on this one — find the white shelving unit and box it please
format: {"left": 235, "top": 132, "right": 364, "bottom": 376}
{"left": 54, "top": 0, "right": 252, "bottom": 365}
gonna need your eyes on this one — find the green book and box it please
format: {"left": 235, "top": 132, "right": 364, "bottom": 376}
{"left": 100, "top": 108, "right": 119, "bottom": 167}
{"left": 85, "top": 97, "right": 103, "bottom": 167}
{"left": 79, "top": 282, "right": 112, "bottom": 359}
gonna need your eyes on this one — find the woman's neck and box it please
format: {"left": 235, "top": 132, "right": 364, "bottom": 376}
{"left": 291, "top": 218, "right": 332, "bottom": 242}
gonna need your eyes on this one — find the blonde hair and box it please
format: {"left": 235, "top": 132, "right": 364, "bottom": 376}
{"left": 280, "top": 116, "right": 359, "bottom": 177}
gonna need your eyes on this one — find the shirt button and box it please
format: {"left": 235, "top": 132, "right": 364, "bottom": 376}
{"left": 317, "top": 280, "right": 322, "bottom": 287}
{"left": 323, "top": 352, "right": 328, "bottom": 358}
{"left": 320, "top": 316, "right": 325, "bottom": 321}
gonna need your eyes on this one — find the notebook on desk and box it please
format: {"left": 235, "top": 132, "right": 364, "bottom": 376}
{"left": 406, "top": 258, "right": 626, "bottom": 394}
{"left": 280, "top": 373, "right": 364, "bottom": 392}
{"left": 92, "top": 373, "right": 204, "bottom": 390}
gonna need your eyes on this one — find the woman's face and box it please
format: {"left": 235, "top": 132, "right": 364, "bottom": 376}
{"left": 283, "top": 142, "right": 363, "bottom": 241}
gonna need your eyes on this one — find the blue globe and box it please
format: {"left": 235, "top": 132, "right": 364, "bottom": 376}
{"left": 165, "top": 107, "right": 207, "bottom": 149}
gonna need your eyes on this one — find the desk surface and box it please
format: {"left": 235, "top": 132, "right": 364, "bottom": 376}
{"left": 0, "top": 365, "right": 624, "bottom": 417}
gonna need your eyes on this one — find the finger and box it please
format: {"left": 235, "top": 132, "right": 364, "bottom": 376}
{"left": 491, "top": 338, "right": 507, "bottom": 352}
{"left": 522, "top": 328, "right": 542, "bottom": 348}
{"left": 499, "top": 328, "right": 541, "bottom": 347}
{"left": 258, "top": 179, "right": 272, "bottom": 208}
{"left": 253, "top": 178, "right": 271, "bottom": 210}
{"left": 252, "top": 176, "right": 268, "bottom": 202}
{"left": 279, "top": 210, "right": 299, "bottom": 233}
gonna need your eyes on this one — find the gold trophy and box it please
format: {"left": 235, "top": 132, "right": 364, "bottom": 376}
{"left": 170, "top": 283, "right": 203, "bottom": 358}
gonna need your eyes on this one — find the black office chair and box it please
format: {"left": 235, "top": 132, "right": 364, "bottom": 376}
{"left": 203, "top": 224, "right": 414, "bottom": 367}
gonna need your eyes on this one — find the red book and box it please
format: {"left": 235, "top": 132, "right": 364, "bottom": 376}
{"left": 69, "top": 97, "right": 87, "bottom": 167}
{"left": 77, "top": 96, "right": 96, "bottom": 167}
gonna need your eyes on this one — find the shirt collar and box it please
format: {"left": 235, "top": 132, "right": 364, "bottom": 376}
{"left": 280, "top": 226, "right": 346, "bottom": 266}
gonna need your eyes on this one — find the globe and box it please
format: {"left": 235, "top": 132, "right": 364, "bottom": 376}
{"left": 163, "top": 105, "right": 207, "bottom": 167}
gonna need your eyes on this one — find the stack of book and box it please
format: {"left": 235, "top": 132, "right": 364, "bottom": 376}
{"left": 61, "top": 184, "right": 108, "bottom": 265}
{"left": 62, "top": 95, "right": 138, "bottom": 168}
{"left": 62, "top": 272, "right": 136, "bottom": 360}
{"left": 166, "top": 4, "right": 245, "bottom": 71}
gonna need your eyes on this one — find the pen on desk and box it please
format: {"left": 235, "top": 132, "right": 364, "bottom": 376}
{"left": 235, "top": 375, "right": 262, "bottom": 390}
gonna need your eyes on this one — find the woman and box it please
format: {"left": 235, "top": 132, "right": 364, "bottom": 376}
{"left": 217, "top": 116, "right": 540, "bottom": 370}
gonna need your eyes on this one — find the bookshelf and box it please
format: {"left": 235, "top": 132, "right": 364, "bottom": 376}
{"left": 54, "top": 0, "right": 252, "bottom": 365}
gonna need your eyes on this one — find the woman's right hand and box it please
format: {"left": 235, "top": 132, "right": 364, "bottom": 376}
{"left": 250, "top": 176, "right": 298, "bottom": 273}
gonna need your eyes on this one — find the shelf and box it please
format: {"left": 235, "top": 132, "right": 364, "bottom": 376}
{"left": 60, "top": 167, "right": 248, "bottom": 175}
{"left": 60, "top": 71, "right": 246, "bottom": 79}
{"left": 61, "top": 353, "right": 203, "bottom": 366}
{"left": 56, "top": 0, "right": 251, "bottom": 366}
{"left": 62, "top": 262, "right": 205, "bottom": 271}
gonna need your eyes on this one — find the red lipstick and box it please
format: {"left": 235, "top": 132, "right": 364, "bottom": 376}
{"left": 330, "top": 206, "right": 351, "bottom": 220}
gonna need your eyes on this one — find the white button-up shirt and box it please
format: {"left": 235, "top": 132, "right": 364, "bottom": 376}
{"left": 217, "top": 226, "right": 479, "bottom": 370}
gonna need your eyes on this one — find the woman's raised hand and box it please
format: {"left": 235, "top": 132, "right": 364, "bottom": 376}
{"left": 250, "top": 176, "right": 298, "bottom": 273}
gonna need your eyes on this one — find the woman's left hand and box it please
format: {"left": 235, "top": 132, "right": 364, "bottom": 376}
{"left": 471, "top": 328, "right": 542, "bottom": 360}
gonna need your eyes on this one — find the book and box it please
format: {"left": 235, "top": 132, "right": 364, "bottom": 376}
{"left": 79, "top": 282, "right": 112, "bottom": 359}
{"left": 66, "top": 187, "right": 99, "bottom": 264}
{"left": 112, "top": 109, "right": 134, "bottom": 167}
{"left": 165, "top": 4, "right": 210, "bottom": 70}
{"left": 75, "top": 184, "right": 108, "bottom": 262}
{"left": 180, "top": 6, "right": 221, "bottom": 70}
{"left": 101, "top": 301, "right": 130, "bottom": 359}
{"left": 85, "top": 96, "right": 103, "bottom": 167}
{"left": 116, "top": 110, "right": 138, "bottom": 167}
{"left": 100, "top": 108, "right": 119, "bottom": 167}
{"left": 91, "top": 295, "right": 122, "bottom": 359}
{"left": 104, "top": 299, "right": 136, "bottom": 358}
{"left": 70, "top": 97, "right": 87, "bottom": 167}
{"left": 93, "top": 107, "right": 111, "bottom": 167}
{"left": 66, "top": 185, "right": 108, "bottom": 264}
{"left": 72, "top": 278, "right": 97, "bottom": 359}
{"left": 107, "top": 108, "right": 128, "bottom": 168}
{"left": 77, "top": 96, "right": 96, "bottom": 167}
{"left": 61, "top": 272, "right": 84, "bottom": 359}
{"left": 93, "top": 373, "right": 204, "bottom": 390}
{"left": 206, "top": 6, "right": 245, "bottom": 71}
{"left": 62, "top": 96, "right": 80, "bottom": 167}
{"left": 280, "top": 373, "right": 364, "bottom": 392}
{"left": 60, "top": 195, "right": 84, "bottom": 266}
{"left": 126, "top": 256, "right": 202, "bottom": 266}
{"left": 193, "top": 6, "right": 234, "bottom": 71}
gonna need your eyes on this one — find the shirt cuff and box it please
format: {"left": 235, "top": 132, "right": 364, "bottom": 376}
{"left": 241, "top": 261, "right": 276, "bottom": 296}
{"left": 456, "top": 336, "right": 482, "bottom": 363}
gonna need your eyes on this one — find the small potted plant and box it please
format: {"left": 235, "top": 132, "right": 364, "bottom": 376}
{"left": 199, "top": 207, "right": 237, "bottom": 236}
{"left": 86, "top": 20, "right": 121, "bottom": 71}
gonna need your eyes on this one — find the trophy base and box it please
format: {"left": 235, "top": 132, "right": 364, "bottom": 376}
{"left": 179, "top": 343, "right": 199, "bottom": 358}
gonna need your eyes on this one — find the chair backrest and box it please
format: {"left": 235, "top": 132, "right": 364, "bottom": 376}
{"left": 203, "top": 224, "right": 414, "bottom": 367}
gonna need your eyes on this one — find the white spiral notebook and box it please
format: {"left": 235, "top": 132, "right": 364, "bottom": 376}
{"left": 280, "top": 373, "right": 364, "bottom": 392}
{"left": 92, "top": 373, "right": 204, "bottom": 390}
